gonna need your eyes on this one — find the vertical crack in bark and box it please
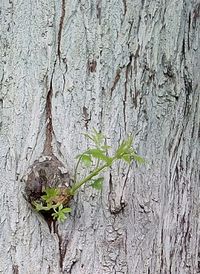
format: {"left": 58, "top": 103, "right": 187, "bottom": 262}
{"left": 192, "top": 3, "right": 200, "bottom": 29}
{"left": 110, "top": 69, "right": 121, "bottom": 97}
{"left": 181, "top": 37, "right": 186, "bottom": 59}
{"left": 96, "top": 0, "right": 102, "bottom": 24}
{"left": 120, "top": 168, "right": 130, "bottom": 210}
{"left": 188, "top": 11, "right": 191, "bottom": 50}
{"left": 160, "top": 227, "right": 164, "bottom": 272}
{"left": 43, "top": 0, "right": 67, "bottom": 155}
{"left": 141, "top": 0, "right": 145, "bottom": 9}
{"left": 57, "top": 0, "right": 66, "bottom": 60}
{"left": 130, "top": 44, "right": 140, "bottom": 108}
{"left": 82, "top": 106, "right": 91, "bottom": 130}
{"left": 124, "top": 54, "right": 133, "bottom": 132}
{"left": 108, "top": 171, "right": 113, "bottom": 212}
{"left": 43, "top": 75, "right": 54, "bottom": 155}
{"left": 133, "top": 44, "right": 140, "bottom": 74}
{"left": 122, "top": 0, "right": 127, "bottom": 15}
{"left": 54, "top": 223, "right": 67, "bottom": 273}
{"left": 183, "top": 69, "right": 193, "bottom": 117}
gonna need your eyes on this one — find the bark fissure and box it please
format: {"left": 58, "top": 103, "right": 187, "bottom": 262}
{"left": 110, "top": 69, "right": 121, "bottom": 96}
{"left": 82, "top": 106, "right": 91, "bottom": 130}
{"left": 57, "top": 0, "right": 66, "bottom": 60}
{"left": 123, "top": 54, "right": 133, "bottom": 132}
{"left": 96, "top": 1, "right": 102, "bottom": 24}
{"left": 43, "top": 77, "right": 54, "bottom": 155}
{"left": 119, "top": 169, "right": 130, "bottom": 212}
{"left": 54, "top": 224, "right": 66, "bottom": 273}
{"left": 122, "top": 0, "right": 127, "bottom": 15}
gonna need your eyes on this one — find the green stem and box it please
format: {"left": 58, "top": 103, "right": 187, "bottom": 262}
{"left": 70, "top": 164, "right": 108, "bottom": 195}
{"left": 74, "top": 154, "right": 83, "bottom": 184}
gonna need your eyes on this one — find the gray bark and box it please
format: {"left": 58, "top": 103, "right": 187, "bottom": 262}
{"left": 0, "top": 0, "right": 199, "bottom": 273}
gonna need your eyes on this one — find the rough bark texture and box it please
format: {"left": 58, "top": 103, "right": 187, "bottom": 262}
{"left": 0, "top": 0, "right": 199, "bottom": 273}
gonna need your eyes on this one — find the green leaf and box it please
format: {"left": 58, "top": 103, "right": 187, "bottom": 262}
{"left": 121, "top": 154, "right": 131, "bottom": 164}
{"left": 92, "top": 128, "right": 105, "bottom": 146}
{"left": 71, "top": 131, "right": 144, "bottom": 196}
{"left": 33, "top": 201, "right": 52, "bottom": 211}
{"left": 86, "top": 149, "right": 112, "bottom": 165}
{"left": 52, "top": 205, "right": 71, "bottom": 222}
{"left": 115, "top": 136, "right": 133, "bottom": 158}
{"left": 42, "top": 187, "right": 60, "bottom": 203}
{"left": 62, "top": 207, "right": 72, "bottom": 213}
{"left": 81, "top": 154, "right": 93, "bottom": 167}
{"left": 131, "top": 154, "right": 145, "bottom": 164}
{"left": 90, "top": 177, "right": 104, "bottom": 190}
{"left": 52, "top": 211, "right": 62, "bottom": 221}
{"left": 58, "top": 214, "right": 66, "bottom": 222}
{"left": 84, "top": 129, "right": 106, "bottom": 148}
{"left": 33, "top": 202, "right": 44, "bottom": 211}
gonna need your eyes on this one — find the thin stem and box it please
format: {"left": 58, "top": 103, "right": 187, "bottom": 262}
{"left": 74, "top": 154, "right": 83, "bottom": 184}
{"left": 69, "top": 164, "right": 108, "bottom": 195}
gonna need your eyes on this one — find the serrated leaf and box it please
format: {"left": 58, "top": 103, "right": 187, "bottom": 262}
{"left": 92, "top": 128, "right": 105, "bottom": 146}
{"left": 58, "top": 213, "right": 67, "bottom": 222}
{"left": 86, "top": 149, "right": 112, "bottom": 165}
{"left": 131, "top": 154, "right": 145, "bottom": 164}
{"left": 115, "top": 136, "right": 133, "bottom": 158}
{"left": 52, "top": 206, "right": 71, "bottom": 222}
{"left": 90, "top": 177, "right": 104, "bottom": 190}
{"left": 122, "top": 154, "right": 131, "bottom": 164}
{"left": 42, "top": 187, "right": 60, "bottom": 203}
{"left": 33, "top": 202, "right": 44, "bottom": 211}
{"left": 84, "top": 129, "right": 106, "bottom": 148}
{"left": 52, "top": 212, "right": 59, "bottom": 220}
{"left": 33, "top": 201, "right": 52, "bottom": 211}
{"left": 81, "top": 154, "right": 92, "bottom": 167}
{"left": 62, "top": 207, "right": 72, "bottom": 213}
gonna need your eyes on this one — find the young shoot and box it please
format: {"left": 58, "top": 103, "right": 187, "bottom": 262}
{"left": 33, "top": 129, "right": 144, "bottom": 222}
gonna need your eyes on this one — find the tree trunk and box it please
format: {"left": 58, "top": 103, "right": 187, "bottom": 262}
{"left": 0, "top": 0, "right": 199, "bottom": 273}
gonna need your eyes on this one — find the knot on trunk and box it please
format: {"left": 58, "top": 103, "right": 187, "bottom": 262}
{"left": 23, "top": 155, "right": 73, "bottom": 224}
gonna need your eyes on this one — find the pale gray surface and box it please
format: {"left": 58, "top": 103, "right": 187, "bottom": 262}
{"left": 0, "top": 0, "right": 199, "bottom": 273}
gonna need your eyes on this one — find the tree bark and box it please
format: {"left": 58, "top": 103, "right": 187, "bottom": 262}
{"left": 0, "top": 0, "right": 199, "bottom": 273}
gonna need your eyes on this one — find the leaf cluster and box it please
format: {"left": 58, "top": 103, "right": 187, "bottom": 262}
{"left": 115, "top": 136, "right": 145, "bottom": 164}
{"left": 32, "top": 129, "right": 144, "bottom": 223}
{"left": 33, "top": 187, "right": 71, "bottom": 222}
{"left": 70, "top": 129, "right": 144, "bottom": 195}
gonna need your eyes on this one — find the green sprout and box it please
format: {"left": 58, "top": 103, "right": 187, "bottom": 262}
{"left": 33, "top": 187, "right": 71, "bottom": 222}
{"left": 69, "top": 132, "right": 144, "bottom": 195}
{"left": 52, "top": 205, "right": 72, "bottom": 222}
{"left": 33, "top": 129, "right": 144, "bottom": 222}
